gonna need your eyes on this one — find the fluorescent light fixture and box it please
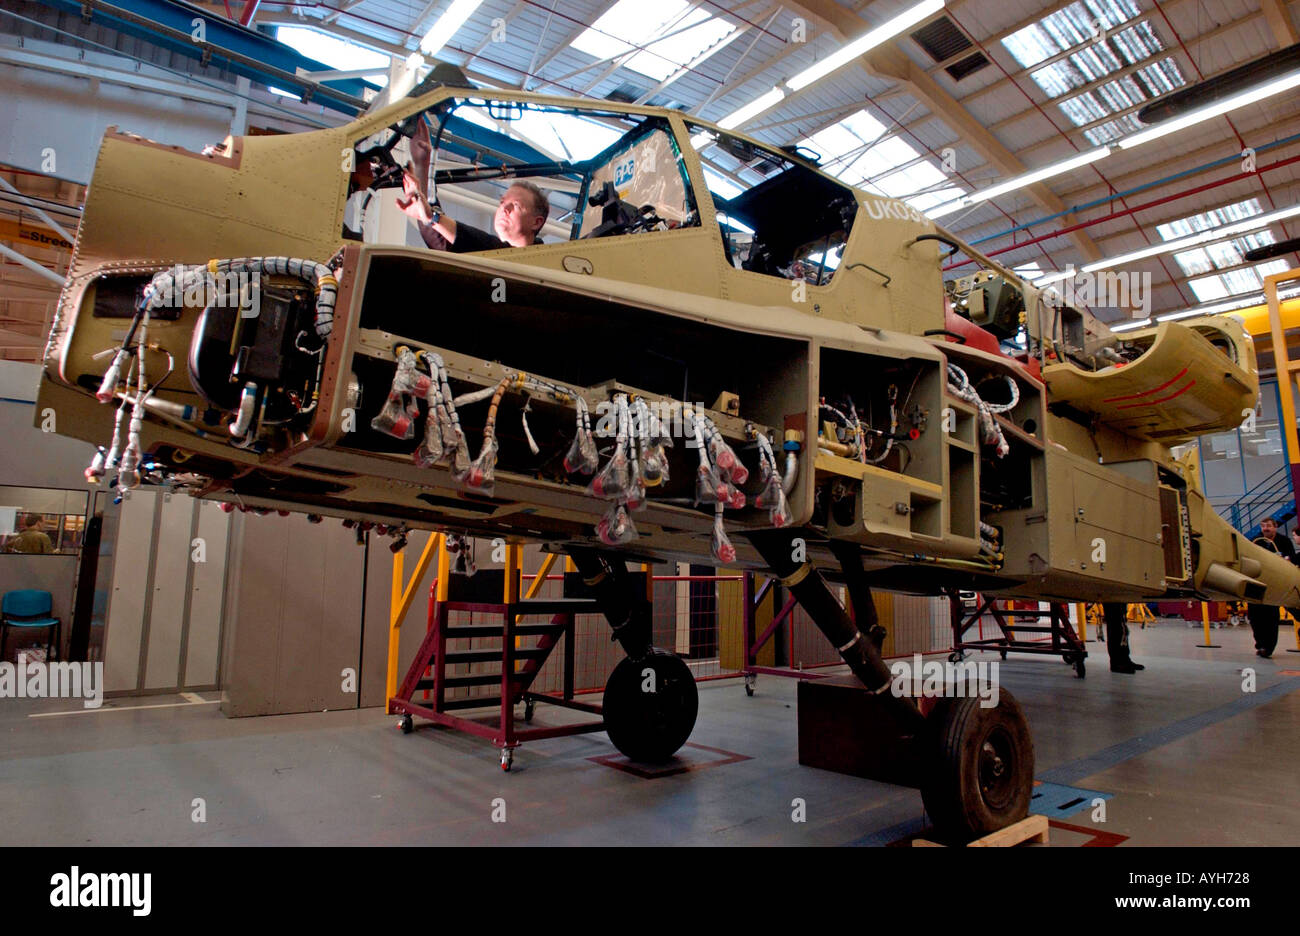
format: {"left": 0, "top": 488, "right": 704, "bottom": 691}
{"left": 787, "top": 0, "right": 945, "bottom": 91}
{"left": 1109, "top": 318, "right": 1152, "bottom": 332}
{"left": 1117, "top": 68, "right": 1300, "bottom": 150}
{"left": 966, "top": 147, "right": 1110, "bottom": 204}
{"left": 1034, "top": 203, "right": 1300, "bottom": 286}
{"left": 419, "top": 0, "right": 483, "bottom": 56}
{"left": 718, "top": 86, "right": 784, "bottom": 129}
{"left": 925, "top": 198, "right": 965, "bottom": 220}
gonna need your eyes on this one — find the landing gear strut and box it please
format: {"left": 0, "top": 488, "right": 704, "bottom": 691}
{"left": 568, "top": 549, "right": 698, "bottom": 763}
{"left": 749, "top": 532, "right": 1035, "bottom": 841}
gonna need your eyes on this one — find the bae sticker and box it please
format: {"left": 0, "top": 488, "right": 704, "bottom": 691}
{"left": 614, "top": 157, "right": 635, "bottom": 187}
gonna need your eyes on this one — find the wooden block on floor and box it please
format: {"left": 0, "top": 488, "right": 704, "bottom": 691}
{"left": 913, "top": 814, "right": 1049, "bottom": 848}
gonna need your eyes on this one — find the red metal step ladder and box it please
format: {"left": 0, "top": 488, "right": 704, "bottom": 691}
{"left": 390, "top": 591, "right": 607, "bottom": 770}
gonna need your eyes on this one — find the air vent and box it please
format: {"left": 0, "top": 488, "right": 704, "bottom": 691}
{"left": 911, "top": 16, "right": 972, "bottom": 64}
{"left": 946, "top": 52, "right": 990, "bottom": 81}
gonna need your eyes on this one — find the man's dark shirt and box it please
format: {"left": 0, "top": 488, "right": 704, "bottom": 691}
{"left": 1256, "top": 530, "right": 1295, "bottom": 562}
{"left": 419, "top": 219, "right": 541, "bottom": 253}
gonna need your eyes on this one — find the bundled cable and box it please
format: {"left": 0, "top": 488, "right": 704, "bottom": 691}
{"left": 372, "top": 346, "right": 423, "bottom": 440}
{"left": 947, "top": 364, "right": 1017, "bottom": 458}
{"left": 564, "top": 396, "right": 599, "bottom": 475}
{"left": 752, "top": 429, "right": 792, "bottom": 528}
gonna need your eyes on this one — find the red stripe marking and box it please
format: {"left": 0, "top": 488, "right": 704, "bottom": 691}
{"left": 1101, "top": 367, "right": 1190, "bottom": 404}
{"left": 1115, "top": 379, "right": 1196, "bottom": 410}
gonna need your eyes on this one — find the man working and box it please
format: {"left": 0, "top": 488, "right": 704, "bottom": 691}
{"left": 7, "top": 514, "right": 53, "bottom": 554}
{"left": 1101, "top": 603, "right": 1144, "bottom": 674}
{"left": 1247, "top": 517, "right": 1294, "bottom": 657}
{"left": 1256, "top": 516, "right": 1294, "bottom": 561}
{"left": 396, "top": 118, "right": 549, "bottom": 251}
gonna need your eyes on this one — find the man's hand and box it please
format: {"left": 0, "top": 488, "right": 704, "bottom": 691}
{"left": 395, "top": 163, "right": 438, "bottom": 225}
{"left": 408, "top": 117, "right": 433, "bottom": 194}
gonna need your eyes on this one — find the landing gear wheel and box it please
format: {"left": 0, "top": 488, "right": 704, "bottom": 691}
{"left": 919, "top": 689, "right": 1034, "bottom": 843}
{"left": 523, "top": 699, "right": 536, "bottom": 723}
{"left": 602, "top": 647, "right": 698, "bottom": 763}
{"left": 500, "top": 748, "right": 513, "bottom": 771}
{"left": 398, "top": 714, "right": 413, "bottom": 734}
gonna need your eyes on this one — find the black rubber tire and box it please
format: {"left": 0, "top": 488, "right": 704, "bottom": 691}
{"left": 399, "top": 714, "right": 413, "bottom": 734}
{"left": 919, "top": 689, "right": 1035, "bottom": 842}
{"left": 603, "top": 648, "right": 698, "bottom": 763}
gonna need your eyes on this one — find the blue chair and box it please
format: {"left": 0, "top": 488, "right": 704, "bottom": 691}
{"left": 1, "top": 590, "right": 61, "bottom": 662}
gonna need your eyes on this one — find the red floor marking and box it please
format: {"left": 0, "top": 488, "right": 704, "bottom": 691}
{"left": 1279, "top": 670, "right": 1300, "bottom": 676}
{"left": 1049, "top": 819, "right": 1128, "bottom": 847}
{"left": 588, "top": 742, "right": 751, "bottom": 778}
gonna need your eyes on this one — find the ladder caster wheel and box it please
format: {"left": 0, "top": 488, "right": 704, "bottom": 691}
{"left": 744, "top": 674, "right": 756, "bottom": 697}
{"left": 999, "top": 650, "right": 1007, "bottom": 660}
{"left": 398, "top": 714, "right": 413, "bottom": 734}
{"left": 603, "top": 648, "right": 698, "bottom": 763}
{"left": 745, "top": 684, "right": 754, "bottom": 697}
{"left": 948, "top": 651, "right": 964, "bottom": 663}
{"left": 501, "top": 750, "right": 513, "bottom": 771}
{"left": 523, "top": 700, "right": 535, "bottom": 723}
{"left": 920, "top": 688, "right": 1034, "bottom": 842}
{"left": 1074, "top": 659, "right": 1086, "bottom": 679}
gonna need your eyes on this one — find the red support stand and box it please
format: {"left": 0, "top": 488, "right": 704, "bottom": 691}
{"left": 947, "top": 591, "right": 1088, "bottom": 678}
{"left": 741, "top": 572, "right": 829, "bottom": 695}
{"left": 390, "top": 591, "right": 607, "bottom": 769}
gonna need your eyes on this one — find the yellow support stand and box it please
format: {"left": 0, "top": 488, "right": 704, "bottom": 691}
{"left": 1126, "top": 603, "right": 1155, "bottom": 628}
{"left": 1074, "top": 603, "right": 1087, "bottom": 640}
{"left": 1196, "top": 602, "right": 1220, "bottom": 649}
{"left": 385, "top": 532, "right": 443, "bottom": 713}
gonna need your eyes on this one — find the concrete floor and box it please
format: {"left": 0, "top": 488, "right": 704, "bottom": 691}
{"left": 2, "top": 618, "right": 1297, "bottom": 845}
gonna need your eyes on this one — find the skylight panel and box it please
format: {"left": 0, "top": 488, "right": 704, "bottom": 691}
{"left": 876, "top": 160, "right": 948, "bottom": 198}
{"left": 276, "top": 25, "right": 389, "bottom": 85}
{"left": 845, "top": 137, "right": 918, "bottom": 183}
{"left": 1188, "top": 276, "right": 1230, "bottom": 302}
{"left": 570, "top": 0, "right": 736, "bottom": 83}
{"left": 907, "top": 186, "right": 965, "bottom": 211}
{"left": 1157, "top": 198, "right": 1263, "bottom": 240}
{"left": 1002, "top": 0, "right": 1140, "bottom": 68}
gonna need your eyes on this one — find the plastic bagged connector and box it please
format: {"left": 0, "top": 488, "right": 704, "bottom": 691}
{"left": 768, "top": 488, "right": 792, "bottom": 528}
{"left": 446, "top": 534, "right": 477, "bottom": 576}
{"left": 413, "top": 407, "right": 444, "bottom": 468}
{"left": 754, "top": 471, "right": 784, "bottom": 510}
{"left": 625, "top": 475, "right": 647, "bottom": 512}
{"left": 462, "top": 438, "right": 498, "bottom": 495}
{"left": 371, "top": 348, "right": 422, "bottom": 440}
{"left": 694, "top": 462, "right": 723, "bottom": 505}
{"left": 718, "top": 483, "right": 746, "bottom": 510}
{"left": 640, "top": 441, "right": 669, "bottom": 486}
{"left": 596, "top": 502, "right": 638, "bottom": 545}
{"left": 590, "top": 450, "right": 631, "bottom": 499}
{"left": 711, "top": 505, "right": 736, "bottom": 564}
{"left": 564, "top": 428, "right": 599, "bottom": 475}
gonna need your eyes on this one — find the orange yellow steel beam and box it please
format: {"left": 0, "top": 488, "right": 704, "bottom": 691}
{"left": 385, "top": 532, "right": 442, "bottom": 713}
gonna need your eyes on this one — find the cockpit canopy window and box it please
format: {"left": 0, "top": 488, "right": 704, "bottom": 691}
{"left": 687, "top": 123, "right": 859, "bottom": 286}
{"left": 346, "top": 98, "right": 700, "bottom": 247}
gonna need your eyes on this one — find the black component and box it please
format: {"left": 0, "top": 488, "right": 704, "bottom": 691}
{"left": 919, "top": 690, "right": 1034, "bottom": 842}
{"left": 91, "top": 275, "right": 181, "bottom": 321}
{"left": 1243, "top": 237, "right": 1300, "bottom": 262}
{"left": 399, "top": 713, "right": 414, "bottom": 733}
{"left": 1137, "top": 43, "right": 1300, "bottom": 125}
{"left": 601, "top": 648, "right": 698, "bottom": 763}
{"left": 188, "top": 284, "right": 320, "bottom": 424}
{"left": 565, "top": 549, "right": 653, "bottom": 657}
{"left": 68, "top": 514, "right": 103, "bottom": 661}
{"left": 582, "top": 180, "right": 646, "bottom": 238}
{"left": 749, "top": 532, "right": 924, "bottom": 732}
{"left": 911, "top": 233, "right": 963, "bottom": 258}
{"left": 923, "top": 328, "right": 968, "bottom": 343}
